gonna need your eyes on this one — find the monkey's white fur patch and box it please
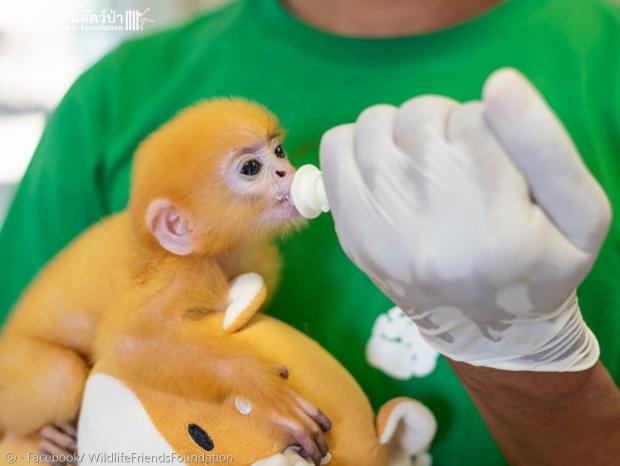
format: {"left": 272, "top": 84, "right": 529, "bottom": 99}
{"left": 224, "top": 272, "right": 265, "bottom": 330}
{"left": 78, "top": 373, "right": 181, "bottom": 465}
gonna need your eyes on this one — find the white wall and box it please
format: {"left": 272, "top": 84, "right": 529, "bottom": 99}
{"left": 0, "top": 0, "right": 230, "bottom": 225}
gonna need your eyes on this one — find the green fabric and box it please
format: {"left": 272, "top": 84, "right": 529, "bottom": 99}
{"left": 1, "top": 0, "right": 619, "bottom": 463}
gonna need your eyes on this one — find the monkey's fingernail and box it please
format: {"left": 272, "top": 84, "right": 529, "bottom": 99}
{"left": 276, "top": 365, "right": 289, "bottom": 379}
{"left": 315, "top": 411, "right": 332, "bottom": 432}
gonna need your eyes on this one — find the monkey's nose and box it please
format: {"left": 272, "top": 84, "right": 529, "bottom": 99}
{"left": 275, "top": 170, "right": 286, "bottom": 178}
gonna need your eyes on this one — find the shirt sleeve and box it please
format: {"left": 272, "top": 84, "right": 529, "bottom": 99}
{"left": 0, "top": 54, "right": 114, "bottom": 324}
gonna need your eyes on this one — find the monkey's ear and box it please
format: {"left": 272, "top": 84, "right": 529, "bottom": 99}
{"left": 146, "top": 198, "right": 194, "bottom": 256}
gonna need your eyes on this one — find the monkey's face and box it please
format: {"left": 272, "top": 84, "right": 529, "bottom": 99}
{"left": 222, "top": 137, "right": 301, "bottom": 233}
{"left": 136, "top": 99, "right": 303, "bottom": 256}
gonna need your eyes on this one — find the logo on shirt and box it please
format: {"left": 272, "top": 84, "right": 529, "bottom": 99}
{"left": 366, "top": 306, "right": 439, "bottom": 379}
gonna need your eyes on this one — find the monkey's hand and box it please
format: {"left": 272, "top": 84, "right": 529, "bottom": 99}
{"left": 39, "top": 422, "right": 77, "bottom": 466}
{"left": 223, "top": 272, "right": 267, "bottom": 332}
{"left": 238, "top": 365, "right": 331, "bottom": 466}
{"left": 112, "top": 329, "right": 331, "bottom": 465}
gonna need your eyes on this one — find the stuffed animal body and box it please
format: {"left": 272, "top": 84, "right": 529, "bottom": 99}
{"left": 77, "top": 311, "right": 436, "bottom": 466}
{"left": 0, "top": 310, "right": 435, "bottom": 466}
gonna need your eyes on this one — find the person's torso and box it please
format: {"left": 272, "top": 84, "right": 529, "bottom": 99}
{"left": 77, "top": 1, "right": 620, "bottom": 463}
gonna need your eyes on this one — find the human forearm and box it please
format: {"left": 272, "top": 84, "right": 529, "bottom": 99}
{"left": 449, "top": 359, "right": 620, "bottom": 466}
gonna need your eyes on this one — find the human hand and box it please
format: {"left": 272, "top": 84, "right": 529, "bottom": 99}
{"left": 320, "top": 68, "right": 611, "bottom": 371}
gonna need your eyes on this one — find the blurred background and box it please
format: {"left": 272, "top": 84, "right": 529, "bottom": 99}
{"left": 0, "top": 0, "right": 229, "bottom": 226}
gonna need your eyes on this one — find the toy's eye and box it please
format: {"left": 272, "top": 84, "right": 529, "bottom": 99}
{"left": 274, "top": 144, "right": 285, "bottom": 158}
{"left": 188, "top": 423, "right": 214, "bottom": 451}
{"left": 240, "top": 159, "right": 262, "bottom": 176}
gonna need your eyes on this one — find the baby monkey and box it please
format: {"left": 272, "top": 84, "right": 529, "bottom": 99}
{"left": 0, "top": 99, "right": 330, "bottom": 464}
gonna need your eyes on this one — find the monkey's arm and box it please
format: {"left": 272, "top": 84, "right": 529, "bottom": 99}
{"left": 0, "top": 215, "right": 130, "bottom": 434}
{"left": 112, "top": 323, "right": 286, "bottom": 400}
{"left": 95, "top": 268, "right": 329, "bottom": 463}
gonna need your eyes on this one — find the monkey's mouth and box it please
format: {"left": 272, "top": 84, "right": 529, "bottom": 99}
{"left": 265, "top": 192, "right": 300, "bottom": 223}
{"left": 274, "top": 193, "right": 291, "bottom": 204}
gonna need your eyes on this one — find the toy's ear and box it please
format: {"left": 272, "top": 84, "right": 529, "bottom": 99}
{"left": 251, "top": 446, "right": 315, "bottom": 466}
{"left": 376, "top": 397, "right": 436, "bottom": 466}
{"left": 146, "top": 198, "right": 194, "bottom": 256}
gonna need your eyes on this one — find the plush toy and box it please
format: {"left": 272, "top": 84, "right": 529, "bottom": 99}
{"left": 0, "top": 306, "right": 436, "bottom": 466}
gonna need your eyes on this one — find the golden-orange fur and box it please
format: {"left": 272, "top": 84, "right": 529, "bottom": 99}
{"left": 0, "top": 99, "right": 289, "bottom": 437}
{"left": 131, "top": 98, "right": 285, "bottom": 255}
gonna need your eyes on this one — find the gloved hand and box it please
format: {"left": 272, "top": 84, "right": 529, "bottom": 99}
{"left": 319, "top": 68, "right": 611, "bottom": 371}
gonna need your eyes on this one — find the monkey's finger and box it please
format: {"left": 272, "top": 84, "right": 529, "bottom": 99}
{"left": 277, "top": 417, "right": 322, "bottom": 466}
{"left": 293, "top": 429, "right": 322, "bottom": 466}
{"left": 43, "top": 458, "right": 66, "bottom": 466}
{"left": 295, "top": 395, "right": 331, "bottom": 432}
{"left": 39, "top": 439, "right": 74, "bottom": 461}
{"left": 48, "top": 459, "right": 76, "bottom": 466}
{"left": 41, "top": 425, "right": 77, "bottom": 452}
{"left": 55, "top": 422, "right": 77, "bottom": 438}
{"left": 290, "top": 404, "right": 328, "bottom": 458}
{"left": 38, "top": 449, "right": 60, "bottom": 466}
{"left": 274, "top": 364, "right": 289, "bottom": 379}
{"left": 308, "top": 421, "right": 328, "bottom": 458}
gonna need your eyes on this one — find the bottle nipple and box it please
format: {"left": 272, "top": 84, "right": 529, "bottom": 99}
{"left": 291, "top": 164, "right": 330, "bottom": 219}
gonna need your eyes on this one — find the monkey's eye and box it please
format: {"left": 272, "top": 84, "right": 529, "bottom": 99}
{"left": 240, "top": 159, "right": 262, "bottom": 176}
{"left": 274, "top": 144, "right": 285, "bottom": 158}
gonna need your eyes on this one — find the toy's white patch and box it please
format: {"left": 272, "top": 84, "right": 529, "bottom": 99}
{"left": 379, "top": 399, "right": 436, "bottom": 466}
{"left": 379, "top": 399, "right": 436, "bottom": 452}
{"left": 495, "top": 284, "right": 533, "bottom": 313}
{"left": 251, "top": 446, "right": 315, "bottom": 466}
{"left": 366, "top": 307, "right": 439, "bottom": 379}
{"left": 78, "top": 373, "right": 181, "bottom": 465}
{"left": 413, "top": 452, "right": 433, "bottom": 466}
{"left": 224, "top": 272, "right": 264, "bottom": 329}
{"left": 235, "top": 396, "right": 252, "bottom": 415}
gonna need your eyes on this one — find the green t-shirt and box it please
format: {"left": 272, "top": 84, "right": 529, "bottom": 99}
{"left": 1, "top": 0, "right": 619, "bottom": 464}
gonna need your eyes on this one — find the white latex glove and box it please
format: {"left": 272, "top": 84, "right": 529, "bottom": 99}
{"left": 319, "top": 68, "right": 611, "bottom": 371}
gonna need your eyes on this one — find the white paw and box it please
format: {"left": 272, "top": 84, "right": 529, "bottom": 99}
{"left": 366, "top": 307, "right": 439, "bottom": 379}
